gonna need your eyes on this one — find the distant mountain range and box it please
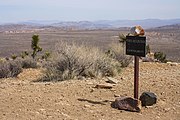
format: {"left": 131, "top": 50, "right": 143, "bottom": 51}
{"left": 1, "top": 19, "right": 180, "bottom": 31}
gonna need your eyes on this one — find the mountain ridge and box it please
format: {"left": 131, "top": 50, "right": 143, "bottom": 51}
{"left": 1, "top": 19, "right": 180, "bottom": 31}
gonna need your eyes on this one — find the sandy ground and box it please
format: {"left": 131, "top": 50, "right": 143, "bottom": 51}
{"left": 0, "top": 62, "right": 180, "bottom": 120}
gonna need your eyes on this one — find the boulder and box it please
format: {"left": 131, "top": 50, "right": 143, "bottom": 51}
{"left": 112, "top": 97, "right": 141, "bottom": 112}
{"left": 140, "top": 92, "right": 157, "bottom": 106}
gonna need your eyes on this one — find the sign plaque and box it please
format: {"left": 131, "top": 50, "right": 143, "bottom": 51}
{"left": 126, "top": 36, "right": 146, "bottom": 57}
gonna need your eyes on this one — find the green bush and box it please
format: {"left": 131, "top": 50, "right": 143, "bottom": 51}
{"left": 154, "top": 52, "right": 167, "bottom": 63}
{"left": 40, "top": 42, "right": 121, "bottom": 82}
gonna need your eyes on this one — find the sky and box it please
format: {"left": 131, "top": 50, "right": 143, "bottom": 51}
{"left": 0, "top": 0, "right": 180, "bottom": 23}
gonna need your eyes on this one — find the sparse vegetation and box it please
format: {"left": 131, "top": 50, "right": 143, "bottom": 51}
{"left": 0, "top": 57, "right": 39, "bottom": 79}
{"left": 107, "top": 43, "right": 132, "bottom": 67}
{"left": 118, "top": 34, "right": 126, "bottom": 55}
{"left": 21, "top": 58, "right": 38, "bottom": 68}
{"left": 42, "top": 51, "right": 51, "bottom": 60}
{"left": 11, "top": 54, "right": 17, "bottom": 60}
{"left": 40, "top": 42, "right": 121, "bottom": 81}
{"left": 154, "top": 52, "right": 167, "bottom": 63}
{"left": 146, "top": 44, "right": 151, "bottom": 54}
{"left": 0, "top": 60, "right": 22, "bottom": 78}
{"left": 20, "top": 51, "right": 29, "bottom": 59}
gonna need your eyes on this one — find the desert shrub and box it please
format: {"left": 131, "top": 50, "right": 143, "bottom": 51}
{"left": 154, "top": 52, "right": 167, "bottom": 63}
{"left": 21, "top": 58, "right": 38, "bottom": 68}
{"left": 40, "top": 42, "right": 121, "bottom": 81}
{"left": 0, "top": 60, "right": 22, "bottom": 78}
{"left": 0, "top": 62, "right": 10, "bottom": 78}
{"left": 9, "top": 60, "right": 23, "bottom": 77}
{"left": 42, "top": 51, "right": 51, "bottom": 60}
{"left": 20, "top": 51, "right": 29, "bottom": 59}
{"left": 107, "top": 43, "right": 133, "bottom": 67}
{"left": 146, "top": 44, "right": 151, "bottom": 54}
{"left": 11, "top": 54, "right": 17, "bottom": 60}
{"left": 0, "top": 58, "right": 4, "bottom": 63}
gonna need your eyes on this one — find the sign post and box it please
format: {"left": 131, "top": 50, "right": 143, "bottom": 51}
{"left": 134, "top": 56, "right": 139, "bottom": 99}
{"left": 126, "top": 36, "right": 146, "bottom": 99}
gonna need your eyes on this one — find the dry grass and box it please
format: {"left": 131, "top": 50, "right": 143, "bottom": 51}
{"left": 0, "top": 57, "right": 39, "bottom": 79}
{"left": 40, "top": 42, "right": 121, "bottom": 81}
{"left": 107, "top": 42, "right": 133, "bottom": 67}
{"left": 0, "top": 60, "right": 22, "bottom": 78}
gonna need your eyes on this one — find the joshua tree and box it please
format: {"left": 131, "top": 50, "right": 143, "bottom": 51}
{"left": 31, "top": 34, "right": 42, "bottom": 59}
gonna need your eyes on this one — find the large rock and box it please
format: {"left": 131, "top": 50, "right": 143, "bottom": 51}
{"left": 140, "top": 92, "right": 157, "bottom": 106}
{"left": 130, "top": 26, "right": 145, "bottom": 36}
{"left": 112, "top": 97, "right": 141, "bottom": 112}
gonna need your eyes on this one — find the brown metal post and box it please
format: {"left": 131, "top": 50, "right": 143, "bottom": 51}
{"left": 134, "top": 56, "right": 139, "bottom": 99}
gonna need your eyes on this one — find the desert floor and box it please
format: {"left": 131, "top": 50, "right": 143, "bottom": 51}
{"left": 0, "top": 62, "right": 180, "bottom": 120}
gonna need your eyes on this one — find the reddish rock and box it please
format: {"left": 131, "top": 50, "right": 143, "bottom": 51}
{"left": 95, "top": 83, "right": 113, "bottom": 89}
{"left": 112, "top": 97, "right": 141, "bottom": 112}
{"left": 130, "top": 26, "right": 145, "bottom": 36}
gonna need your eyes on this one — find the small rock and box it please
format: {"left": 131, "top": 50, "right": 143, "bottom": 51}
{"left": 155, "top": 116, "right": 160, "bottom": 119}
{"left": 106, "top": 77, "right": 119, "bottom": 84}
{"left": 61, "top": 112, "right": 70, "bottom": 118}
{"left": 94, "top": 83, "right": 113, "bottom": 89}
{"left": 114, "top": 94, "right": 120, "bottom": 97}
{"left": 110, "top": 89, "right": 116, "bottom": 92}
{"left": 112, "top": 96, "right": 141, "bottom": 112}
{"left": 167, "top": 62, "right": 179, "bottom": 66}
{"left": 164, "top": 108, "right": 171, "bottom": 112}
{"left": 87, "top": 82, "right": 94, "bottom": 85}
{"left": 140, "top": 92, "right": 157, "bottom": 106}
{"left": 142, "top": 57, "right": 155, "bottom": 62}
{"left": 84, "top": 104, "right": 91, "bottom": 108}
{"left": 45, "top": 83, "right": 51, "bottom": 86}
{"left": 21, "top": 97, "right": 25, "bottom": 99}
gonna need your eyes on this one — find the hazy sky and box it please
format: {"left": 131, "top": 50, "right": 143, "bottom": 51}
{"left": 0, "top": 0, "right": 180, "bottom": 23}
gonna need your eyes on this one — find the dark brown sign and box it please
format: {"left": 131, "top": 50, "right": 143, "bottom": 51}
{"left": 126, "top": 36, "right": 146, "bottom": 57}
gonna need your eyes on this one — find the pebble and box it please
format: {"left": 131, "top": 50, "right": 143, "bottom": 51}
{"left": 87, "top": 82, "right": 94, "bottom": 85}
{"left": 164, "top": 108, "right": 171, "bottom": 112}
{"left": 114, "top": 94, "right": 120, "bottom": 97}
{"left": 84, "top": 104, "right": 91, "bottom": 108}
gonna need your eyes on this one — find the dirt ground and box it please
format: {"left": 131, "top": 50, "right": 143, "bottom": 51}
{"left": 0, "top": 62, "right": 180, "bottom": 120}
